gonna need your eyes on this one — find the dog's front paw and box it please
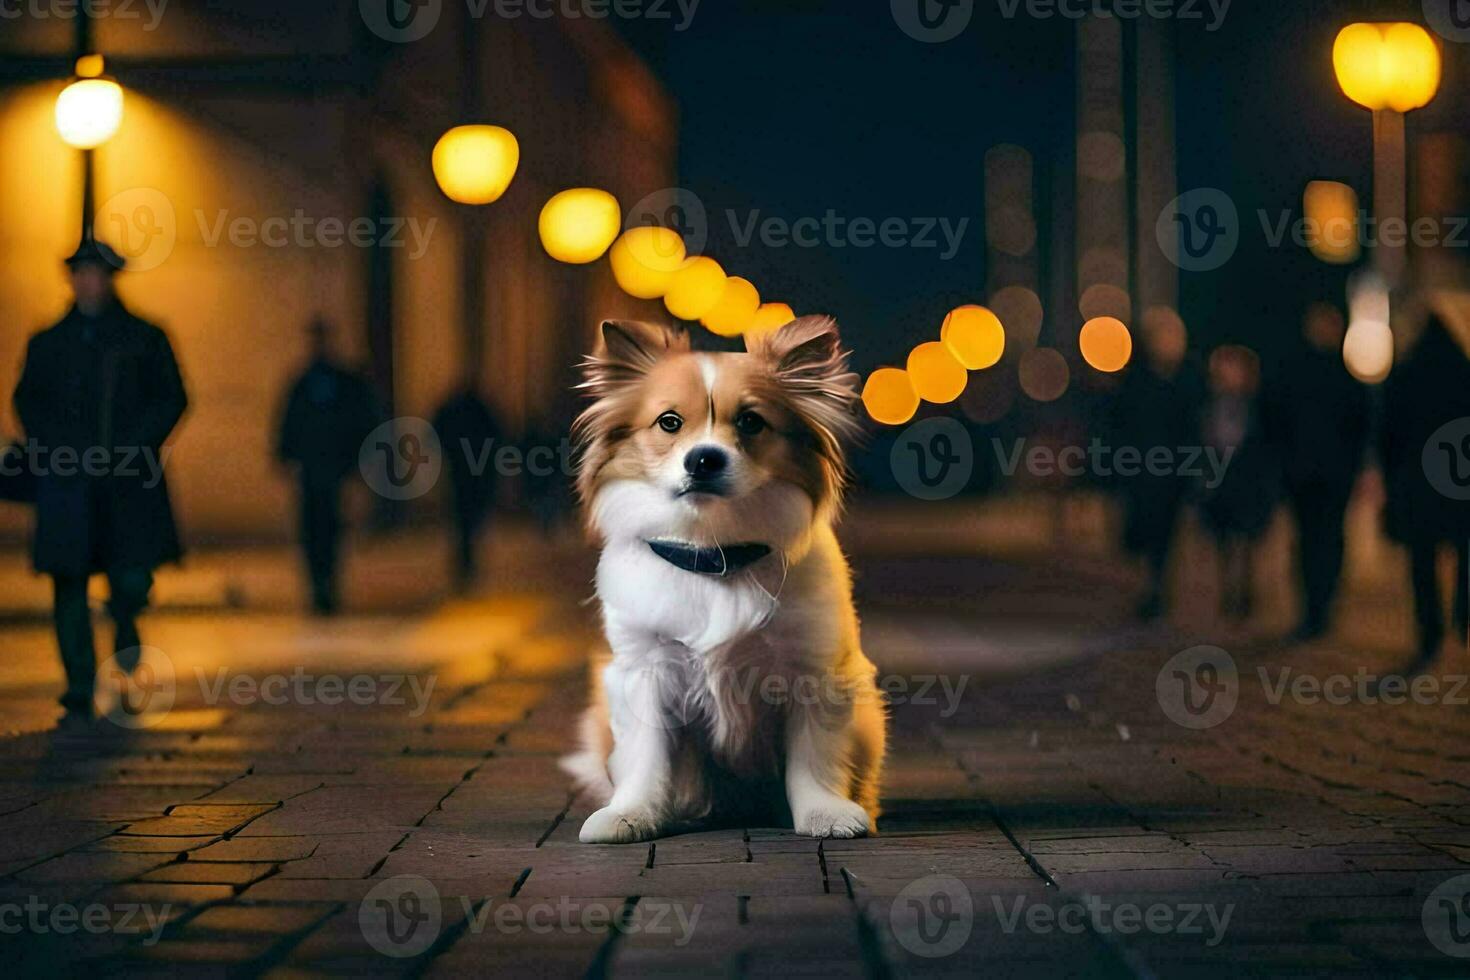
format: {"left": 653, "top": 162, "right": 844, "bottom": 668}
{"left": 579, "top": 805, "right": 662, "bottom": 844}
{"left": 793, "top": 796, "right": 871, "bottom": 839}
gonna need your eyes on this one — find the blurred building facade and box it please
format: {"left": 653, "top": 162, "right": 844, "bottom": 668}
{"left": 0, "top": 1, "right": 675, "bottom": 540}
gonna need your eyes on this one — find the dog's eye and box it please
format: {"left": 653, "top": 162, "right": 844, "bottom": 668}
{"left": 656, "top": 412, "right": 683, "bottom": 434}
{"left": 735, "top": 410, "right": 766, "bottom": 436}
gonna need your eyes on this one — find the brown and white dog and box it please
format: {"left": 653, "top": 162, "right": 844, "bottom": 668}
{"left": 560, "top": 316, "right": 885, "bottom": 843}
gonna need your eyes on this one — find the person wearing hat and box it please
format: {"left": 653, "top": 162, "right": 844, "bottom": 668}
{"left": 12, "top": 237, "right": 188, "bottom": 719}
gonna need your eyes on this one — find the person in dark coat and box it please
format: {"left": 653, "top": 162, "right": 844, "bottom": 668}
{"left": 1198, "top": 346, "right": 1279, "bottom": 622}
{"left": 1381, "top": 304, "right": 1470, "bottom": 672}
{"left": 12, "top": 238, "right": 188, "bottom": 717}
{"left": 1111, "top": 313, "right": 1204, "bottom": 619}
{"left": 275, "top": 319, "right": 379, "bottom": 614}
{"left": 1264, "top": 303, "right": 1370, "bottom": 640}
{"left": 431, "top": 374, "right": 501, "bottom": 590}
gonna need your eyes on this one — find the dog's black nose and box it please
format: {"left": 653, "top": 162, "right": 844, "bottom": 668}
{"left": 684, "top": 446, "right": 728, "bottom": 479}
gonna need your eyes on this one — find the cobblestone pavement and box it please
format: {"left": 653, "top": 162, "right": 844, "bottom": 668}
{"left": 1, "top": 527, "right": 1469, "bottom": 977}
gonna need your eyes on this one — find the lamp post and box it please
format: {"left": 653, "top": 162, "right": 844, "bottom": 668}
{"left": 1331, "top": 22, "right": 1441, "bottom": 289}
{"left": 53, "top": 11, "right": 122, "bottom": 241}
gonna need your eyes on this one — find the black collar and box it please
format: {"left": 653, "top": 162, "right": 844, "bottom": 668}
{"left": 646, "top": 540, "right": 773, "bottom": 576}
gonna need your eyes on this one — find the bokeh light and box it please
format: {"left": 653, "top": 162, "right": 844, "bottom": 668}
{"left": 1303, "top": 180, "right": 1360, "bottom": 265}
{"left": 940, "top": 305, "right": 1006, "bottom": 370}
{"left": 1333, "top": 22, "right": 1441, "bottom": 113}
{"left": 862, "top": 368, "right": 920, "bottom": 425}
{"left": 538, "top": 188, "right": 621, "bottom": 264}
{"left": 748, "top": 302, "right": 795, "bottom": 334}
{"left": 1076, "top": 131, "right": 1127, "bottom": 182}
{"left": 990, "top": 286, "right": 1044, "bottom": 349}
{"left": 663, "top": 256, "right": 727, "bottom": 321}
{"left": 907, "top": 342, "right": 969, "bottom": 404}
{"left": 609, "top": 226, "right": 687, "bottom": 298}
{"left": 701, "top": 276, "right": 761, "bottom": 336}
{"left": 431, "top": 125, "right": 520, "bottom": 205}
{"left": 1343, "top": 319, "right": 1393, "bottom": 383}
{"left": 1018, "top": 348, "right": 1070, "bottom": 402}
{"left": 961, "top": 369, "right": 1016, "bottom": 424}
{"left": 1079, "top": 316, "right": 1133, "bottom": 373}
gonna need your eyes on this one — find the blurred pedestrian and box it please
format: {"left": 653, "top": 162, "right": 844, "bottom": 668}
{"left": 431, "top": 372, "right": 501, "bottom": 591}
{"left": 1264, "top": 303, "right": 1369, "bottom": 641}
{"left": 1111, "top": 313, "right": 1204, "bottom": 619}
{"left": 12, "top": 238, "right": 187, "bottom": 719}
{"left": 1199, "top": 346, "right": 1278, "bottom": 622}
{"left": 1382, "top": 296, "right": 1470, "bottom": 672}
{"left": 275, "top": 318, "right": 378, "bottom": 614}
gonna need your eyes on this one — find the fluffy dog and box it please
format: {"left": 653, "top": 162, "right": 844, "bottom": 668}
{"left": 560, "top": 316, "right": 885, "bottom": 843}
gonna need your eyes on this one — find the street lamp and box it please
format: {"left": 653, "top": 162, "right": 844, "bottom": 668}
{"left": 1332, "top": 23, "right": 1441, "bottom": 287}
{"left": 431, "top": 125, "right": 519, "bottom": 205}
{"left": 55, "top": 49, "right": 123, "bottom": 240}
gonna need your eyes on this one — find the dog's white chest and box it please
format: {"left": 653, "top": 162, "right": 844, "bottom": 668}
{"left": 596, "top": 543, "right": 782, "bottom": 653}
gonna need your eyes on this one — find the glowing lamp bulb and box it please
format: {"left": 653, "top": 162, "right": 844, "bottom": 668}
{"left": 610, "top": 227, "right": 687, "bottom": 298}
{"left": 55, "top": 77, "right": 123, "bottom": 149}
{"left": 432, "top": 125, "right": 519, "bottom": 205}
{"left": 1079, "top": 316, "right": 1133, "bottom": 373}
{"left": 907, "top": 341, "right": 968, "bottom": 404}
{"left": 663, "top": 257, "right": 727, "bottom": 321}
{"left": 941, "top": 305, "right": 1006, "bottom": 370}
{"left": 1332, "top": 23, "right": 1441, "bottom": 112}
{"left": 862, "top": 368, "right": 920, "bottom": 426}
{"left": 748, "top": 303, "right": 796, "bottom": 334}
{"left": 701, "top": 277, "right": 761, "bottom": 337}
{"left": 539, "top": 188, "right": 621, "bottom": 264}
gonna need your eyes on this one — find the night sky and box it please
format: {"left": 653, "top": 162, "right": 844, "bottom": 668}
{"left": 616, "top": 0, "right": 1467, "bottom": 374}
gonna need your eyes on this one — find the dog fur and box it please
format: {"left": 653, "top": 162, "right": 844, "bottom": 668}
{"left": 560, "top": 316, "right": 886, "bottom": 843}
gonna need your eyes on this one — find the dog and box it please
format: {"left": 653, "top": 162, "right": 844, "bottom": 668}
{"left": 560, "top": 315, "right": 885, "bottom": 843}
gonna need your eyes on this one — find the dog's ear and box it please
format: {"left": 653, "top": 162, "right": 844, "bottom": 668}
{"left": 747, "top": 316, "right": 861, "bottom": 399}
{"left": 598, "top": 319, "right": 688, "bottom": 369}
